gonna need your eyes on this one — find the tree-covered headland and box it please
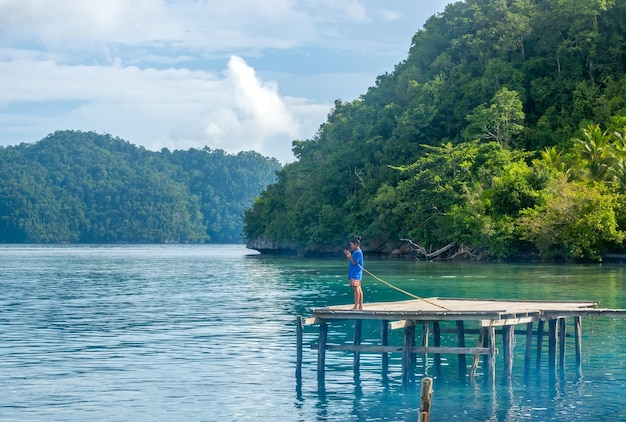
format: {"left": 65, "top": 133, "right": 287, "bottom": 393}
{"left": 0, "top": 130, "right": 281, "bottom": 243}
{"left": 244, "top": 0, "right": 626, "bottom": 261}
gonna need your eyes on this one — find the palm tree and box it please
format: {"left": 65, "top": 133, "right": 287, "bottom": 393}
{"left": 571, "top": 124, "right": 612, "bottom": 182}
{"left": 533, "top": 145, "right": 569, "bottom": 177}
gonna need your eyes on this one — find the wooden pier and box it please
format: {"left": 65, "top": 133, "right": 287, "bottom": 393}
{"left": 296, "top": 298, "right": 626, "bottom": 385}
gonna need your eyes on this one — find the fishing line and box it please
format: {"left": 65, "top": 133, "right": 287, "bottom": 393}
{"left": 358, "top": 263, "right": 451, "bottom": 311}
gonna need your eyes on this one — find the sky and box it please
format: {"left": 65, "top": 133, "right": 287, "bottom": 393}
{"left": 0, "top": 0, "right": 457, "bottom": 163}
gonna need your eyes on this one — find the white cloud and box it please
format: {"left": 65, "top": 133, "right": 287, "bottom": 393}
{"left": 225, "top": 56, "right": 299, "bottom": 136}
{"left": 0, "top": 49, "right": 323, "bottom": 162}
{"left": 378, "top": 9, "right": 403, "bottom": 23}
{"left": 0, "top": 0, "right": 170, "bottom": 44}
{"left": 0, "top": 0, "right": 314, "bottom": 52}
{"left": 0, "top": 0, "right": 458, "bottom": 162}
{"left": 312, "top": 0, "right": 368, "bottom": 23}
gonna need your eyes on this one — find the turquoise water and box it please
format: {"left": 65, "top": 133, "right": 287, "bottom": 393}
{"left": 1, "top": 245, "right": 626, "bottom": 421}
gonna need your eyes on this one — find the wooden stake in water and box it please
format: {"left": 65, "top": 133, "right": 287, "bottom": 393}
{"left": 296, "top": 316, "right": 303, "bottom": 381}
{"left": 417, "top": 377, "right": 433, "bottom": 422}
{"left": 353, "top": 319, "right": 362, "bottom": 375}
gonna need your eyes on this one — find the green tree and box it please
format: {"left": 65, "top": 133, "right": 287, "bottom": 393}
{"left": 464, "top": 87, "right": 525, "bottom": 147}
{"left": 519, "top": 176, "right": 624, "bottom": 260}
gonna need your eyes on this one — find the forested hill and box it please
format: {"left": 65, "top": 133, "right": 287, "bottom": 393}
{"left": 0, "top": 130, "right": 281, "bottom": 243}
{"left": 244, "top": 0, "right": 626, "bottom": 261}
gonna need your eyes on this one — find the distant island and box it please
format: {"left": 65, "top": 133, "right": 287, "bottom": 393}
{"left": 0, "top": 130, "right": 281, "bottom": 244}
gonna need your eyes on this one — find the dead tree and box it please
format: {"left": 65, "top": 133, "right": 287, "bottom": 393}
{"left": 400, "top": 239, "right": 479, "bottom": 261}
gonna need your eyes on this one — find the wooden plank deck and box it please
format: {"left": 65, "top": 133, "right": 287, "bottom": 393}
{"left": 310, "top": 297, "right": 602, "bottom": 324}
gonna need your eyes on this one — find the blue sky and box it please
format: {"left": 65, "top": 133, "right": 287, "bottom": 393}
{"left": 0, "top": 0, "right": 457, "bottom": 163}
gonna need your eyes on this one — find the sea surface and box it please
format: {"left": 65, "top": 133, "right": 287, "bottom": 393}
{"left": 2, "top": 244, "right": 626, "bottom": 421}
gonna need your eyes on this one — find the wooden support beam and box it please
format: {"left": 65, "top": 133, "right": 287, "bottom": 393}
{"left": 524, "top": 321, "right": 533, "bottom": 379}
{"left": 482, "top": 328, "right": 489, "bottom": 380}
{"left": 422, "top": 322, "right": 430, "bottom": 375}
{"left": 548, "top": 319, "right": 557, "bottom": 377}
{"left": 574, "top": 316, "right": 582, "bottom": 371}
{"left": 403, "top": 322, "right": 416, "bottom": 386}
{"left": 481, "top": 316, "right": 536, "bottom": 327}
{"left": 433, "top": 321, "right": 441, "bottom": 379}
{"left": 558, "top": 318, "right": 566, "bottom": 370}
{"left": 389, "top": 319, "right": 532, "bottom": 334}
{"left": 381, "top": 319, "right": 389, "bottom": 377}
{"left": 456, "top": 320, "right": 466, "bottom": 379}
{"left": 438, "top": 327, "right": 573, "bottom": 336}
{"left": 310, "top": 344, "right": 494, "bottom": 354}
{"left": 312, "top": 311, "right": 517, "bottom": 321}
{"left": 390, "top": 320, "right": 411, "bottom": 330}
{"left": 536, "top": 319, "right": 545, "bottom": 373}
{"left": 470, "top": 328, "right": 486, "bottom": 378}
{"left": 543, "top": 309, "right": 626, "bottom": 318}
{"left": 411, "top": 323, "right": 417, "bottom": 368}
{"left": 302, "top": 317, "right": 319, "bottom": 325}
{"left": 317, "top": 321, "right": 328, "bottom": 385}
{"left": 502, "top": 325, "right": 514, "bottom": 379}
{"left": 354, "top": 319, "right": 362, "bottom": 375}
{"left": 488, "top": 326, "right": 496, "bottom": 383}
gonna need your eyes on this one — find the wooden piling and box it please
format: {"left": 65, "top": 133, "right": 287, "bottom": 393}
{"left": 422, "top": 322, "right": 430, "bottom": 374}
{"left": 402, "top": 322, "right": 416, "bottom": 385}
{"left": 296, "top": 316, "right": 303, "bottom": 380}
{"left": 411, "top": 323, "right": 417, "bottom": 368}
{"left": 417, "top": 377, "right": 434, "bottom": 422}
{"left": 433, "top": 322, "right": 441, "bottom": 379}
{"left": 470, "top": 328, "right": 486, "bottom": 378}
{"left": 456, "top": 320, "right": 466, "bottom": 378}
{"left": 317, "top": 321, "right": 328, "bottom": 384}
{"left": 353, "top": 319, "right": 362, "bottom": 374}
{"left": 482, "top": 328, "right": 489, "bottom": 379}
{"left": 381, "top": 320, "right": 389, "bottom": 377}
{"left": 502, "top": 325, "right": 514, "bottom": 379}
{"left": 487, "top": 326, "right": 496, "bottom": 383}
{"left": 548, "top": 319, "right": 557, "bottom": 376}
{"left": 524, "top": 321, "right": 533, "bottom": 379}
{"left": 574, "top": 316, "right": 582, "bottom": 370}
{"left": 421, "top": 322, "right": 429, "bottom": 345}
{"left": 536, "top": 319, "right": 545, "bottom": 373}
{"left": 558, "top": 318, "right": 566, "bottom": 370}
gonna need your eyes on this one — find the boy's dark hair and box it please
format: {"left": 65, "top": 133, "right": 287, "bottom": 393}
{"left": 350, "top": 236, "right": 361, "bottom": 245}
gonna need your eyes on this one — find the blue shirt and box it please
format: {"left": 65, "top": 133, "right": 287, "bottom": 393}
{"left": 348, "top": 248, "right": 363, "bottom": 280}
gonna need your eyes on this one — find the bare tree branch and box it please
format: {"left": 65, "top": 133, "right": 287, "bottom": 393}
{"left": 442, "top": 244, "right": 479, "bottom": 260}
{"left": 354, "top": 167, "right": 366, "bottom": 187}
{"left": 400, "top": 239, "right": 456, "bottom": 260}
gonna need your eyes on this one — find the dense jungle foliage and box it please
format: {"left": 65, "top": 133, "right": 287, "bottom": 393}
{"left": 244, "top": 0, "right": 626, "bottom": 261}
{"left": 0, "top": 130, "right": 280, "bottom": 243}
